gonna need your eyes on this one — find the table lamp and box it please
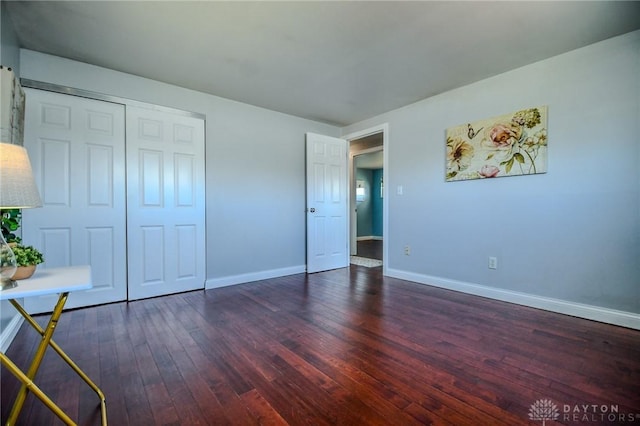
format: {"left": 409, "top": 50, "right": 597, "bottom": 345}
{"left": 0, "top": 142, "right": 42, "bottom": 289}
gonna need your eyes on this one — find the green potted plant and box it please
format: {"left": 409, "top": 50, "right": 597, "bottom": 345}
{"left": 1, "top": 208, "right": 21, "bottom": 243}
{"left": 9, "top": 244, "right": 44, "bottom": 280}
{"left": 1, "top": 208, "right": 45, "bottom": 280}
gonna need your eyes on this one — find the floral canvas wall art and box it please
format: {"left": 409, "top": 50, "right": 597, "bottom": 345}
{"left": 445, "top": 106, "right": 548, "bottom": 182}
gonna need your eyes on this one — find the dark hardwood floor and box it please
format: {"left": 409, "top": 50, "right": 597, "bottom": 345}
{"left": 2, "top": 266, "right": 639, "bottom": 425}
{"left": 356, "top": 239, "right": 382, "bottom": 260}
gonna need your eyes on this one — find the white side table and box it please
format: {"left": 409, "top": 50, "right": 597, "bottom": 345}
{"left": 0, "top": 265, "right": 107, "bottom": 425}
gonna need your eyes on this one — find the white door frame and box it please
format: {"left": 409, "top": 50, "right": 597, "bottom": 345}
{"left": 344, "top": 123, "right": 389, "bottom": 275}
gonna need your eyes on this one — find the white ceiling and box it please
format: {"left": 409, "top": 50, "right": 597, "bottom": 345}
{"left": 5, "top": 1, "right": 640, "bottom": 126}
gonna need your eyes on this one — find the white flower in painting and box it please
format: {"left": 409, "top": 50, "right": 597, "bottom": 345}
{"left": 447, "top": 137, "right": 474, "bottom": 173}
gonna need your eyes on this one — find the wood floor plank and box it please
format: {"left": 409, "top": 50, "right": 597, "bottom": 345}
{"left": 2, "top": 265, "right": 639, "bottom": 425}
{"left": 240, "top": 388, "right": 289, "bottom": 426}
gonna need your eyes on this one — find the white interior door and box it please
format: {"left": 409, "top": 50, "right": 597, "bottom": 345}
{"left": 22, "top": 88, "right": 127, "bottom": 313}
{"left": 126, "top": 106, "right": 205, "bottom": 300}
{"left": 306, "top": 133, "right": 349, "bottom": 273}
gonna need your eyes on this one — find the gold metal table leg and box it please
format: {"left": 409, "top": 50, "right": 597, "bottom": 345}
{"left": 2, "top": 293, "right": 107, "bottom": 426}
{"left": 0, "top": 352, "right": 76, "bottom": 426}
{"left": 6, "top": 292, "right": 69, "bottom": 424}
{"left": 9, "top": 299, "right": 107, "bottom": 425}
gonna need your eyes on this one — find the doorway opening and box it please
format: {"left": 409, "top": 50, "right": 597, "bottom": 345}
{"left": 345, "top": 124, "right": 388, "bottom": 270}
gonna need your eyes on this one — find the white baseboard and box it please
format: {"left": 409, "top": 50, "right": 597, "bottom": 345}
{"left": 386, "top": 268, "right": 640, "bottom": 330}
{"left": 357, "top": 236, "right": 383, "bottom": 241}
{"left": 205, "top": 265, "right": 306, "bottom": 290}
{"left": 1, "top": 312, "right": 24, "bottom": 352}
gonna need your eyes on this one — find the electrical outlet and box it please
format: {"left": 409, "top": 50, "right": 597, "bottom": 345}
{"left": 404, "top": 246, "right": 410, "bottom": 256}
{"left": 488, "top": 257, "right": 498, "bottom": 269}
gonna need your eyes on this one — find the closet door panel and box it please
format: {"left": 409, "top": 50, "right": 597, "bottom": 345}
{"left": 126, "top": 106, "right": 205, "bottom": 300}
{"left": 22, "top": 88, "right": 127, "bottom": 313}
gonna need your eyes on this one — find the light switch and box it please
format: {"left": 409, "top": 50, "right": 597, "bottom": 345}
{"left": 397, "top": 185, "right": 403, "bottom": 195}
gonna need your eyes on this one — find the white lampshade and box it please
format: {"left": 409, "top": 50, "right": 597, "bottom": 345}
{"left": 0, "top": 142, "right": 42, "bottom": 209}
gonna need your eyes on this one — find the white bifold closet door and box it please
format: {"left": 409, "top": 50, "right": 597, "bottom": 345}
{"left": 125, "top": 106, "right": 205, "bottom": 301}
{"left": 22, "top": 89, "right": 206, "bottom": 313}
{"left": 22, "top": 88, "right": 127, "bottom": 313}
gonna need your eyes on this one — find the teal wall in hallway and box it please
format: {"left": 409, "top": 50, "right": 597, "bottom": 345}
{"left": 356, "top": 168, "right": 383, "bottom": 238}
{"left": 372, "top": 168, "right": 383, "bottom": 237}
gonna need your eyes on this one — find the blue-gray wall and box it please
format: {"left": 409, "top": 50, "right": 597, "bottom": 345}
{"left": 1, "top": 1, "right": 19, "bottom": 73}
{"left": 343, "top": 31, "right": 640, "bottom": 327}
{"left": 18, "top": 49, "right": 340, "bottom": 290}
{"left": 0, "top": 1, "right": 22, "bottom": 345}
